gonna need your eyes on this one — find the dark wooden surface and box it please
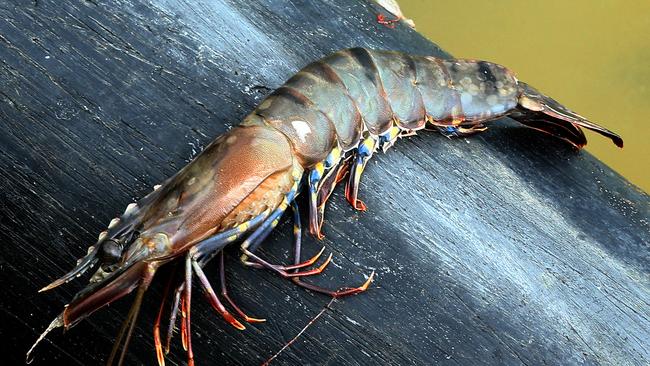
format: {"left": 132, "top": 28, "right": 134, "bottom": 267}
{"left": 1, "top": 1, "right": 649, "bottom": 365}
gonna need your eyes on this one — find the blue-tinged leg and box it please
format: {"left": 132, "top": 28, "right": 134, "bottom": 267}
{"left": 281, "top": 200, "right": 328, "bottom": 271}
{"left": 239, "top": 195, "right": 330, "bottom": 276}
{"left": 436, "top": 124, "right": 487, "bottom": 138}
{"left": 309, "top": 146, "right": 346, "bottom": 238}
{"left": 291, "top": 200, "right": 302, "bottom": 269}
{"left": 436, "top": 125, "right": 460, "bottom": 138}
{"left": 308, "top": 162, "right": 325, "bottom": 239}
{"left": 238, "top": 192, "right": 375, "bottom": 298}
{"left": 240, "top": 200, "right": 289, "bottom": 254}
{"left": 237, "top": 182, "right": 329, "bottom": 271}
{"left": 287, "top": 189, "right": 375, "bottom": 296}
{"left": 238, "top": 193, "right": 331, "bottom": 276}
{"left": 194, "top": 213, "right": 268, "bottom": 266}
{"left": 379, "top": 126, "right": 401, "bottom": 153}
{"left": 238, "top": 182, "right": 333, "bottom": 276}
{"left": 281, "top": 199, "right": 329, "bottom": 270}
{"left": 345, "top": 136, "right": 377, "bottom": 211}
{"left": 243, "top": 179, "right": 298, "bottom": 254}
{"left": 314, "top": 160, "right": 348, "bottom": 234}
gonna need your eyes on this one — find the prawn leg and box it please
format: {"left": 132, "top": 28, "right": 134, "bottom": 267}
{"left": 345, "top": 137, "right": 377, "bottom": 211}
{"left": 290, "top": 200, "right": 303, "bottom": 269}
{"left": 153, "top": 266, "right": 177, "bottom": 366}
{"left": 207, "top": 201, "right": 319, "bottom": 327}
{"left": 308, "top": 162, "right": 326, "bottom": 239}
{"left": 160, "top": 216, "right": 264, "bottom": 363}
{"left": 291, "top": 271, "right": 375, "bottom": 298}
{"left": 236, "top": 180, "right": 335, "bottom": 275}
{"left": 164, "top": 284, "right": 183, "bottom": 354}
{"left": 173, "top": 220, "right": 265, "bottom": 366}
{"left": 241, "top": 249, "right": 333, "bottom": 278}
{"left": 239, "top": 175, "right": 300, "bottom": 255}
{"left": 240, "top": 200, "right": 290, "bottom": 257}
{"left": 182, "top": 254, "right": 194, "bottom": 366}
{"left": 241, "top": 244, "right": 373, "bottom": 297}
{"left": 195, "top": 213, "right": 268, "bottom": 264}
{"left": 309, "top": 147, "right": 345, "bottom": 237}
{"left": 244, "top": 200, "right": 329, "bottom": 273}
{"left": 435, "top": 124, "right": 487, "bottom": 138}
{"left": 287, "top": 199, "right": 374, "bottom": 297}
{"left": 218, "top": 251, "right": 266, "bottom": 323}
{"left": 379, "top": 126, "right": 401, "bottom": 153}
{"left": 190, "top": 256, "right": 246, "bottom": 330}
{"left": 316, "top": 159, "right": 350, "bottom": 213}
{"left": 231, "top": 152, "right": 371, "bottom": 292}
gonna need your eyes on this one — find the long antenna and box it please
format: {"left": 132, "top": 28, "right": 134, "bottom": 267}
{"left": 106, "top": 284, "right": 147, "bottom": 366}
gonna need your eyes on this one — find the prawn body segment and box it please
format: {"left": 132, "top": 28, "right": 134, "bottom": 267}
{"left": 253, "top": 48, "right": 621, "bottom": 235}
{"left": 31, "top": 48, "right": 622, "bottom": 365}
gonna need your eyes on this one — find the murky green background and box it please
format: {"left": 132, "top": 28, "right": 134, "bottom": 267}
{"left": 399, "top": 0, "right": 649, "bottom": 192}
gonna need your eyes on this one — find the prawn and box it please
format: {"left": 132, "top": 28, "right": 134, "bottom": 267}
{"left": 28, "top": 48, "right": 622, "bottom": 366}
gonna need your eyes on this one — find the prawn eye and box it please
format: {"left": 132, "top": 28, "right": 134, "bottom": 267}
{"left": 100, "top": 240, "right": 122, "bottom": 265}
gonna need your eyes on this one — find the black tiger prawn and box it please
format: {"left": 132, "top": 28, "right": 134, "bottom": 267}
{"left": 29, "top": 48, "right": 623, "bottom": 366}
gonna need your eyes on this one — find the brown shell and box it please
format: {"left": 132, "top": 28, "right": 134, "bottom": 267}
{"left": 140, "top": 125, "right": 295, "bottom": 253}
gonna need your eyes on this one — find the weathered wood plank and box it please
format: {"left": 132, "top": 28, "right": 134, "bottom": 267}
{"left": 1, "top": 0, "right": 648, "bottom": 365}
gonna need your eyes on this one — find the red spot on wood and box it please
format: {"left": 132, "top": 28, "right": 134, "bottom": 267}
{"left": 376, "top": 13, "right": 400, "bottom": 29}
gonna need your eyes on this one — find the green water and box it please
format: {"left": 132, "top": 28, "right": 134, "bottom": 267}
{"left": 399, "top": 0, "right": 649, "bottom": 192}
